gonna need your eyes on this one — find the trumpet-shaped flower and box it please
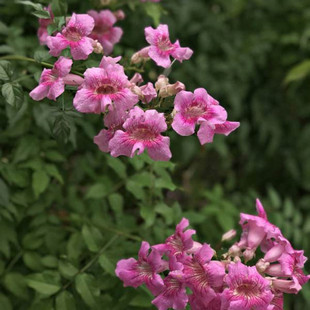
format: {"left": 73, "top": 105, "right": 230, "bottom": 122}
{"left": 115, "top": 241, "right": 166, "bottom": 295}
{"left": 152, "top": 256, "right": 188, "bottom": 310}
{"left": 172, "top": 88, "right": 239, "bottom": 145}
{"left": 46, "top": 13, "right": 95, "bottom": 60}
{"left": 183, "top": 244, "right": 225, "bottom": 299}
{"left": 73, "top": 56, "right": 138, "bottom": 114}
{"left": 222, "top": 262, "right": 274, "bottom": 310}
{"left": 153, "top": 218, "right": 197, "bottom": 261}
{"left": 108, "top": 106, "right": 171, "bottom": 161}
{"left": 30, "top": 56, "right": 72, "bottom": 101}
{"left": 87, "top": 10, "right": 123, "bottom": 55}
{"left": 144, "top": 24, "right": 193, "bottom": 68}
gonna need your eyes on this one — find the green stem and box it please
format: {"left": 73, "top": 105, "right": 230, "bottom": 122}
{"left": 6, "top": 250, "right": 23, "bottom": 272}
{"left": 0, "top": 55, "right": 84, "bottom": 77}
{"left": 61, "top": 235, "right": 119, "bottom": 291}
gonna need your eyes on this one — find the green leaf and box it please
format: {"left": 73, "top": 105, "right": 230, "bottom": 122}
{"left": 26, "top": 272, "right": 61, "bottom": 296}
{"left": 17, "top": 0, "right": 43, "bottom": 11}
{"left": 144, "top": 3, "right": 162, "bottom": 26}
{"left": 4, "top": 273, "right": 29, "bottom": 300}
{"left": 13, "top": 136, "right": 39, "bottom": 163}
{"left": 1, "top": 83, "right": 24, "bottom": 108}
{"left": 58, "top": 259, "right": 78, "bottom": 279}
{"left": 56, "top": 291, "right": 76, "bottom": 310}
{"left": 82, "top": 225, "right": 103, "bottom": 252}
{"left": 34, "top": 50, "right": 51, "bottom": 62}
{"left": 285, "top": 60, "right": 310, "bottom": 84}
{"left": 51, "top": 0, "right": 68, "bottom": 17}
{"left": 98, "top": 254, "right": 115, "bottom": 276}
{"left": 0, "top": 178, "right": 9, "bottom": 207}
{"left": 75, "top": 273, "right": 100, "bottom": 309}
{"left": 45, "top": 150, "right": 66, "bottom": 162}
{"left": 23, "top": 252, "right": 44, "bottom": 271}
{"left": 44, "top": 164, "right": 64, "bottom": 184}
{"left": 32, "top": 170, "right": 50, "bottom": 198}
{"left": 0, "top": 60, "right": 12, "bottom": 80}
{"left": 32, "top": 10, "right": 50, "bottom": 19}
{"left": 140, "top": 203, "right": 155, "bottom": 227}
{"left": 0, "top": 294, "right": 12, "bottom": 310}
{"left": 86, "top": 183, "right": 108, "bottom": 199}
{"left": 52, "top": 115, "right": 71, "bottom": 144}
{"left": 107, "top": 157, "right": 127, "bottom": 179}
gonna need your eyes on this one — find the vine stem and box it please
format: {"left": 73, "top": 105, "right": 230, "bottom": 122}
{"left": 61, "top": 235, "right": 119, "bottom": 291}
{"left": 0, "top": 55, "right": 84, "bottom": 77}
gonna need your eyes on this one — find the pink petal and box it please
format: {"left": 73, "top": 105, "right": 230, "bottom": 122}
{"left": 47, "top": 80, "right": 65, "bottom": 100}
{"left": 147, "top": 136, "right": 171, "bottom": 161}
{"left": 46, "top": 34, "right": 69, "bottom": 57}
{"left": 148, "top": 46, "right": 171, "bottom": 68}
{"left": 29, "top": 84, "right": 49, "bottom": 101}
{"left": 197, "top": 122, "right": 215, "bottom": 145}
{"left": 70, "top": 37, "right": 94, "bottom": 60}
{"left": 172, "top": 113, "right": 195, "bottom": 136}
{"left": 67, "top": 13, "right": 95, "bottom": 36}
{"left": 73, "top": 88, "right": 101, "bottom": 114}
{"left": 52, "top": 56, "right": 72, "bottom": 77}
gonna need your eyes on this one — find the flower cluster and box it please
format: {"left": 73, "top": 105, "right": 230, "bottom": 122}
{"left": 38, "top": 8, "right": 123, "bottom": 57}
{"left": 31, "top": 9, "right": 239, "bottom": 161}
{"left": 116, "top": 200, "right": 309, "bottom": 309}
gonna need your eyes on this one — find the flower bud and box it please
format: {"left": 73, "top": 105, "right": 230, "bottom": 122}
{"left": 130, "top": 73, "right": 144, "bottom": 85}
{"left": 92, "top": 40, "right": 104, "bottom": 54}
{"left": 114, "top": 10, "right": 125, "bottom": 20}
{"left": 63, "top": 74, "right": 84, "bottom": 86}
{"left": 256, "top": 258, "right": 270, "bottom": 273}
{"left": 131, "top": 47, "right": 150, "bottom": 64}
{"left": 159, "top": 81, "right": 185, "bottom": 98}
{"left": 155, "top": 75, "right": 169, "bottom": 91}
{"left": 221, "top": 229, "right": 237, "bottom": 242}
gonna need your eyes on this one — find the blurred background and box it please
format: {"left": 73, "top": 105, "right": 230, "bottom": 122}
{"left": 0, "top": 0, "right": 310, "bottom": 309}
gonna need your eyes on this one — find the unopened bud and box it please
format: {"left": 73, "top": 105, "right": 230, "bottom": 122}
{"left": 92, "top": 40, "right": 103, "bottom": 54}
{"left": 114, "top": 10, "right": 125, "bottom": 20}
{"left": 228, "top": 244, "right": 241, "bottom": 257}
{"left": 159, "top": 81, "right": 185, "bottom": 98}
{"left": 63, "top": 74, "right": 84, "bottom": 86}
{"left": 243, "top": 248, "right": 255, "bottom": 262}
{"left": 131, "top": 47, "right": 150, "bottom": 64}
{"left": 221, "top": 229, "right": 237, "bottom": 242}
{"left": 155, "top": 74, "right": 169, "bottom": 91}
{"left": 256, "top": 259, "right": 270, "bottom": 273}
{"left": 130, "top": 73, "right": 144, "bottom": 85}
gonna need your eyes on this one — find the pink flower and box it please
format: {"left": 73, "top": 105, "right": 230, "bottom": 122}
{"left": 152, "top": 256, "right": 188, "bottom": 310}
{"left": 236, "top": 199, "right": 283, "bottom": 262}
{"left": 115, "top": 241, "right": 166, "bottom": 295}
{"left": 87, "top": 10, "right": 123, "bottom": 55}
{"left": 144, "top": 24, "right": 193, "bottom": 68}
{"left": 46, "top": 13, "right": 95, "bottom": 60}
{"left": 73, "top": 56, "right": 138, "bottom": 114}
{"left": 222, "top": 262, "right": 274, "bottom": 310}
{"left": 189, "top": 293, "right": 222, "bottom": 310}
{"left": 131, "top": 82, "right": 157, "bottom": 104}
{"left": 37, "top": 6, "right": 54, "bottom": 45}
{"left": 29, "top": 56, "right": 72, "bottom": 101}
{"left": 94, "top": 108, "right": 128, "bottom": 153}
{"left": 172, "top": 89, "right": 236, "bottom": 145}
{"left": 183, "top": 244, "right": 225, "bottom": 300}
{"left": 108, "top": 106, "right": 171, "bottom": 161}
{"left": 153, "top": 218, "right": 197, "bottom": 261}
{"left": 277, "top": 251, "right": 310, "bottom": 286}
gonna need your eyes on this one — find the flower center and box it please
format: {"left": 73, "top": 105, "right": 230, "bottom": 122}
{"left": 130, "top": 126, "right": 157, "bottom": 141}
{"left": 158, "top": 37, "right": 173, "bottom": 52}
{"left": 184, "top": 101, "right": 206, "bottom": 119}
{"left": 185, "top": 261, "right": 209, "bottom": 290}
{"left": 96, "top": 84, "right": 117, "bottom": 94}
{"left": 234, "top": 282, "right": 261, "bottom": 298}
{"left": 137, "top": 262, "right": 153, "bottom": 277}
{"left": 64, "top": 27, "right": 82, "bottom": 42}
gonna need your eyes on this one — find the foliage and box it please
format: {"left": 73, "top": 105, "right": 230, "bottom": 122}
{"left": 0, "top": 0, "right": 309, "bottom": 309}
